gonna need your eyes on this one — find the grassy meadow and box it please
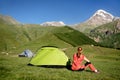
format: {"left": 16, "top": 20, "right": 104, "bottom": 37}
{"left": 0, "top": 20, "right": 120, "bottom": 80}
{"left": 0, "top": 45, "right": 120, "bottom": 80}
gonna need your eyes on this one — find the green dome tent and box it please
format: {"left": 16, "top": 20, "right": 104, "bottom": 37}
{"left": 29, "top": 47, "right": 68, "bottom": 66}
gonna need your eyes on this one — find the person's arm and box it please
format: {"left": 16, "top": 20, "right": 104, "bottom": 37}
{"left": 84, "top": 56, "right": 90, "bottom": 62}
{"left": 84, "top": 56, "right": 92, "bottom": 66}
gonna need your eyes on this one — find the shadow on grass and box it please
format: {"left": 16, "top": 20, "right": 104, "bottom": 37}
{"left": 85, "top": 70, "right": 93, "bottom": 73}
{"left": 27, "top": 63, "right": 66, "bottom": 69}
{"left": 28, "top": 64, "right": 94, "bottom": 73}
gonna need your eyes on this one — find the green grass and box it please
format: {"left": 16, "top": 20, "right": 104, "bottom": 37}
{"left": 0, "top": 19, "right": 120, "bottom": 80}
{"left": 55, "top": 31, "right": 97, "bottom": 47}
{"left": 99, "top": 33, "right": 120, "bottom": 49}
{"left": 0, "top": 45, "right": 120, "bottom": 80}
{"left": 0, "top": 21, "right": 97, "bottom": 53}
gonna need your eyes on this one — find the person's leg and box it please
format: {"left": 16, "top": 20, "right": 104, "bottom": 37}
{"left": 87, "top": 64, "right": 96, "bottom": 71}
{"left": 84, "top": 62, "right": 97, "bottom": 72}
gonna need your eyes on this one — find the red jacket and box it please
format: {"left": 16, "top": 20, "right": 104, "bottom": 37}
{"left": 71, "top": 53, "right": 85, "bottom": 70}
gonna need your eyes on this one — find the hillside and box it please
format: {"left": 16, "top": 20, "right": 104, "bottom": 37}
{"left": 53, "top": 27, "right": 97, "bottom": 47}
{"left": 89, "top": 20, "right": 120, "bottom": 49}
{"left": 73, "top": 9, "right": 116, "bottom": 34}
{"left": 0, "top": 14, "right": 20, "bottom": 24}
{"left": 0, "top": 19, "right": 97, "bottom": 52}
{"left": 0, "top": 19, "right": 22, "bottom": 51}
{"left": 14, "top": 26, "right": 98, "bottom": 52}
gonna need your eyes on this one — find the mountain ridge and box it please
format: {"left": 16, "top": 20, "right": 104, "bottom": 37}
{"left": 0, "top": 19, "right": 97, "bottom": 51}
{"left": 0, "top": 9, "right": 119, "bottom": 27}
{"left": 86, "top": 9, "right": 114, "bottom": 26}
{"left": 73, "top": 9, "right": 120, "bottom": 33}
{"left": 0, "top": 14, "right": 20, "bottom": 24}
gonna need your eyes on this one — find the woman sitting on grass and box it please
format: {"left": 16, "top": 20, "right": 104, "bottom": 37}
{"left": 71, "top": 47, "right": 99, "bottom": 73}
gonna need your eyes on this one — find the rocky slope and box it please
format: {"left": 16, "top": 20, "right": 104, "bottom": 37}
{"left": 74, "top": 9, "right": 116, "bottom": 33}
{"left": 86, "top": 9, "right": 114, "bottom": 26}
{"left": 89, "top": 19, "right": 120, "bottom": 49}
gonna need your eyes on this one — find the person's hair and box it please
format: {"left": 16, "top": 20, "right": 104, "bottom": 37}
{"left": 77, "top": 47, "right": 82, "bottom": 51}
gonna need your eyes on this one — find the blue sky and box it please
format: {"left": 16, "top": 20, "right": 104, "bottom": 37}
{"left": 0, "top": 0, "right": 120, "bottom": 25}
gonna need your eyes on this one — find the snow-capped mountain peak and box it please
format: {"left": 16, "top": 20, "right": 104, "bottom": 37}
{"left": 41, "top": 21, "right": 65, "bottom": 26}
{"left": 93, "top": 9, "right": 114, "bottom": 19}
{"left": 87, "top": 9, "right": 114, "bottom": 26}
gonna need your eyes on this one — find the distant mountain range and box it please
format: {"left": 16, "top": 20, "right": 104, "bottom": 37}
{"left": 0, "top": 19, "right": 97, "bottom": 51}
{"left": 0, "top": 9, "right": 120, "bottom": 49}
{"left": 0, "top": 9, "right": 119, "bottom": 27}
{"left": 40, "top": 9, "right": 119, "bottom": 27}
{"left": 73, "top": 9, "right": 120, "bottom": 33}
